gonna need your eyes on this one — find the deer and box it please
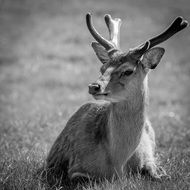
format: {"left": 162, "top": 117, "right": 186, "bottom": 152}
{"left": 46, "top": 13, "right": 188, "bottom": 185}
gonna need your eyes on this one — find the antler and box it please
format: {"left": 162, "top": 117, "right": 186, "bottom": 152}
{"left": 86, "top": 13, "right": 121, "bottom": 52}
{"left": 129, "top": 16, "right": 189, "bottom": 59}
{"left": 104, "top": 14, "right": 122, "bottom": 49}
{"left": 86, "top": 13, "right": 188, "bottom": 62}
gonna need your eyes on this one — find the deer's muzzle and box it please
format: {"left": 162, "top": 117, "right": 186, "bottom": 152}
{"left": 88, "top": 83, "right": 101, "bottom": 95}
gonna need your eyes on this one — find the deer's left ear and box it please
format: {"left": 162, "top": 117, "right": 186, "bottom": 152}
{"left": 91, "top": 42, "right": 110, "bottom": 64}
{"left": 141, "top": 47, "right": 165, "bottom": 69}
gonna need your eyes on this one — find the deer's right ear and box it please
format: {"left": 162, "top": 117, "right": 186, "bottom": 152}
{"left": 141, "top": 47, "right": 165, "bottom": 69}
{"left": 91, "top": 42, "right": 110, "bottom": 64}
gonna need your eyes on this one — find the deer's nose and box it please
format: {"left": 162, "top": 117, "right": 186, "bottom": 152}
{"left": 88, "top": 83, "right": 101, "bottom": 95}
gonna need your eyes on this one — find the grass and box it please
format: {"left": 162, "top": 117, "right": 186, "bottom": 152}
{"left": 0, "top": 0, "right": 190, "bottom": 189}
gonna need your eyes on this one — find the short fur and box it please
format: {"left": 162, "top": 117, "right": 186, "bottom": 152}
{"left": 46, "top": 66, "right": 166, "bottom": 184}
{"left": 45, "top": 14, "right": 182, "bottom": 186}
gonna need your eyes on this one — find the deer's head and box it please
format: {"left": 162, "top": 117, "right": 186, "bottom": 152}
{"left": 87, "top": 13, "right": 188, "bottom": 102}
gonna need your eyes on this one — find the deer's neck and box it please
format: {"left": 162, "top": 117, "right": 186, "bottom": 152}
{"left": 108, "top": 82, "right": 148, "bottom": 168}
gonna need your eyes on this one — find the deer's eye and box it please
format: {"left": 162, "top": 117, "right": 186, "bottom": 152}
{"left": 121, "top": 70, "right": 134, "bottom": 77}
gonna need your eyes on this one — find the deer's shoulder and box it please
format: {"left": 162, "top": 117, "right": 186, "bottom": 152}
{"left": 47, "top": 101, "right": 110, "bottom": 166}
{"left": 67, "top": 101, "right": 110, "bottom": 125}
{"left": 61, "top": 101, "right": 110, "bottom": 144}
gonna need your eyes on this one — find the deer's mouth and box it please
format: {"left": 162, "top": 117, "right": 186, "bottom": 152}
{"left": 96, "top": 92, "right": 109, "bottom": 96}
{"left": 92, "top": 92, "right": 110, "bottom": 99}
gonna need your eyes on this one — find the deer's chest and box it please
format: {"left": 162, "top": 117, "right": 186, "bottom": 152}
{"left": 109, "top": 115, "right": 144, "bottom": 168}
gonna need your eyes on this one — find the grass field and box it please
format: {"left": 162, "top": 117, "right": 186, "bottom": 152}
{"left": 0, "top": 0, "right": 190, "bottom": 189}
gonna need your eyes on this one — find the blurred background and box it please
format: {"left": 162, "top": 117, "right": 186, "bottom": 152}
{"left": 0, "top": 0, "right": 189, "bottom": 161}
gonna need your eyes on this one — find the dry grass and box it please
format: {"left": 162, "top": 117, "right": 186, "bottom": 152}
{"left": 0, "top": 0, "right": 190, "bottom": 189}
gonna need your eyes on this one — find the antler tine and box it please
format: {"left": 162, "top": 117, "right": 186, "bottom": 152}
{"left": 86, "top": 13, "right": 114, "bottom": 50}
{"left": 104, "top": 14, "right": 122, "bottom": 48}
{"left": 130, "top": 16, "right": 189, "bottom": 58}
{"left": 149, "top": 16, "right": 188, "bottom": 49}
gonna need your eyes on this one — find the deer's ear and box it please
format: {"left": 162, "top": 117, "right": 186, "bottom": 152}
{"left": 91, "top": 42, "right": 110, "bottom": 64}
{"left": 141, "top": 47, "right": 165, "bottom": 69}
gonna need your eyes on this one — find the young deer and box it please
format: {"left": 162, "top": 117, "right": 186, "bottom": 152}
{"left": 46, "top": 14, "right": 188, "bottom": 183}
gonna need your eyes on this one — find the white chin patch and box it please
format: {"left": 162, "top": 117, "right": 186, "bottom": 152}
{"left": 105, "top": 97, "right": 120, "bottom": 103}
{"left": 93, "top": 95, "right": 106, "bottom": 100}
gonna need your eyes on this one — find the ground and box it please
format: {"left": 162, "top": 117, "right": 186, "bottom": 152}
{"left": 0, "top": 0, "right": 190, "bottom": 189}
